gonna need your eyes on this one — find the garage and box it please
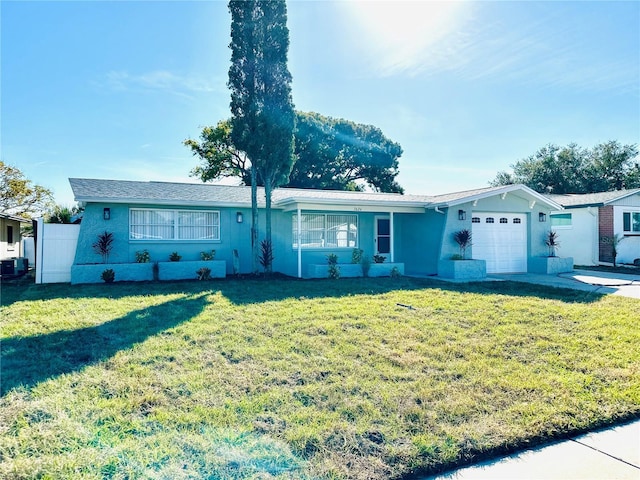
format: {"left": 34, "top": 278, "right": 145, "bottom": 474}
{"left": 472, "top": 213, "right": 527, "bottom": 273}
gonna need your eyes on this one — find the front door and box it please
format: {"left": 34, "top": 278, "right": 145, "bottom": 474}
{"left": 375, "top": 216, "right": 391, "bottom": 257}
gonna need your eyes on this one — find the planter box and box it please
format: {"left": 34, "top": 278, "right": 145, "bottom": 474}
{"left": 71, "top": 262, "right": 154, "bottom": 284}
{"left": 529, "top": 256, "right": 574, "bottom": 275}
{"left": 307, "top": 262, "right": 404, "bottom": 279}
{"left": 158, "top": 260, "right": 226, "bottom": 281}
{"left": 438, "top": 259, "right": 487, "bottom": 280}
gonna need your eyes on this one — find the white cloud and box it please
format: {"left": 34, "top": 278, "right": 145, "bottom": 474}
{"left": 101, "top": 70, "right": 225, "bottom": 98}
{"left": 339, "top": 1, "right": 638, "bottom": 93}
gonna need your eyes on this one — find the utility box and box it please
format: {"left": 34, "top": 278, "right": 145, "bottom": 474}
{"left": 1, "top": 259, "right": 16, "bottom": 275}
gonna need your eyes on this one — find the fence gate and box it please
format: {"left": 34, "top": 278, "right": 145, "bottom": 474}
{"left": 35, "top": 219, "right": 80, "bottom": 284}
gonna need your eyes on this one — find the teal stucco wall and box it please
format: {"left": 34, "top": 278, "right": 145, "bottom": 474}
{"left": 74, "top": 203, "right": 255, "bottom": 274}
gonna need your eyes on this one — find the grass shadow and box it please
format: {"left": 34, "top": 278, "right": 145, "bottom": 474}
{"left": 1, "top": 274, "right": 606, "bottom": 312}
{"left": 1, "top": 293, "right": 209, "bottom": 396}
{"left": 213, "top": 275, "right": 607, "bottom": 306}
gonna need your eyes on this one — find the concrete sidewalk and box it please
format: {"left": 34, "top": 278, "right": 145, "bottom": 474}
{"left": 490, "top": 269, "right": 640, "bottom": 299}
{"left": 425, "top": 419, "right": 640, "bottom": 480}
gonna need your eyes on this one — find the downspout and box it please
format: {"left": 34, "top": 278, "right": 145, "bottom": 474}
{"left": 390, "top": 212, "right": 395, "bottom": 263}
{"left": 297, "top": 206, "right": 302, "bottom": 278}
{"left": 588, "top": 207, "right": 598, "bottom": 265}
{"left": 434, "top": 206, "right": 445, "bottom": 214}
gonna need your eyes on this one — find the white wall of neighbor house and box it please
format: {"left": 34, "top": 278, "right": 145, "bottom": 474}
{"left": 614, "top": 205, "right": 640, "bottom": 264}
{"left": 35, "top": 219, "right": 81, "bottom": 284}
{"left": 550, "top": 208, "right": 599, "bottom": 266}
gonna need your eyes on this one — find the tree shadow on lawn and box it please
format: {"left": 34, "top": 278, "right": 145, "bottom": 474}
{"left": 214, "top": 275, "right": 607, "bottom": 306}
{"left": 1, "top": 275, "right": 605, "bottom": 311}
{"left": 1, "top": 293, "right": 209, "bottom": 396}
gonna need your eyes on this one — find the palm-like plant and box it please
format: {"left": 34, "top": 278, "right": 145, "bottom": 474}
{"left": 453, "top": 229, "right": 473, "bottom": 259}
{"left": 92, "top": 231, "right": 114, "bottom": 263}
{"left": 545, "top": 230, "right": 560, "bottom": 257}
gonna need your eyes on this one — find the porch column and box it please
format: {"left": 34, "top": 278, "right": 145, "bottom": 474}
{"left": 297, "top": 206, "right": 302, "bottom": 278}
{"left": 390, "top": 212, "right": 395, "bottom": 263}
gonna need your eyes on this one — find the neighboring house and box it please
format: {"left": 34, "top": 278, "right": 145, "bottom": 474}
{"left": 0, "top": 213, "right": 26, "bottom": 259}
{"left": 68, "top": 178, "right": 563, "bottom": 283}
{"left": 0, "top": 213, "right": 29, "bottom": 276}
{"left": 548, "top": 189, "right": 640, "bottom": 266}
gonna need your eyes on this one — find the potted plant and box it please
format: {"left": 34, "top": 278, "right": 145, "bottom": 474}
{"left": 453, "top": 229, "right": 472, "bottom": 259}
{"left": 545, "top": 230, "right": 560, "bottom": 257}
{"left": 438, "top": 229, "right": 486, "bottom": 280}
{"left": 530, "top": 230, "right": 573, "bottom": 274}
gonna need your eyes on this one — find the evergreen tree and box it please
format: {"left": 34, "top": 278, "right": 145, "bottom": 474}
{"left": 228, "top": 0, "right": 295, "bottom": 272}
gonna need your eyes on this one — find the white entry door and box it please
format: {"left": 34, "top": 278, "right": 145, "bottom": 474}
{"left": 472, "top": 213, "right": 527, "bottom": 273}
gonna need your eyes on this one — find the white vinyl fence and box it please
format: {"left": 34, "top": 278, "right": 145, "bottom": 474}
{"left": 35, "top": 219, "right": 80, "bottom": 284}
{"left": 22, "top": 237, "right": 35, "bottom": 266}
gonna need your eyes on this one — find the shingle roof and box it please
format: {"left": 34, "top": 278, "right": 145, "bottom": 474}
{"left": 547, "top": 189, "right": 640, "bottom": 207}
{"left": 0, "top": 212, "right": 30, "bottom": 223}
{"left": 69, "top": 178, "right": 562, "bottom": 210}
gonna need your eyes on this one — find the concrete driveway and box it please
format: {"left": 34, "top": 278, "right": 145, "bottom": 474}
{"left": 491, "top": 269, "right": 640, "bottom": 299}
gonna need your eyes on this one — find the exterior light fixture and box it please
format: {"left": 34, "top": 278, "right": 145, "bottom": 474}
{"left": 458, "top": 209, "right": 466, "bottom": 221}
{"left": 103, "top": 208, "right": 111, "bottom": 220}
{"left": 539, "top": 212, "right": 547, "bottom": 222}
{"left": 236, "top": 212, "right": 244, "bottom": 223}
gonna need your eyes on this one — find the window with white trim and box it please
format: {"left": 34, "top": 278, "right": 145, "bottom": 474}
{"left": 550, "top": 213, "right": 572, "bottom": 227}
{"left": 130, "top": 209, "right": 220, "bottom": 241}
{"left": 292, "top": 213, "right": 358, "bottom": 248}
{"left": 623, "top": 212, "right": 640, "bottom": 233}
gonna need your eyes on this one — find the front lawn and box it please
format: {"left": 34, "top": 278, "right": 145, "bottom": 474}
{"left": 1, "top": 277, "right": 638, "bottom": 479}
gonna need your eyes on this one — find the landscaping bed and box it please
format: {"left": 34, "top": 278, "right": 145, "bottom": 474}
{"left": 1, "top": 277, "right": 638, "bottom": 479}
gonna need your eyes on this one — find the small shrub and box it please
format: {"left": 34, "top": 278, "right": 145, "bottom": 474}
{"left": 601, "top": 234, "right": 624, "bottom": 267}
{"left": 390, "top": 266, "right": 402, "bottom": 278}
{"left": 327, "top": 254, "right": 340, "bottom": 279}
{"left": 634, "top": 258, "right": 640, "bottom": 267}
{"left": 135, "top": 250, "right": 150, "bottom": 263}
{"left": 351, "top": 248, "right": 363, "bottom": 264}
{"left": 361, "top": 255, "right": 371, "bottom": 277}
{"left": 545, "top": 230, "right": 560, "bottom": 257}
{"left": 169, "top": 252, "right": 182, "bottom": 262}
{"left": 196, "top": 267, "right": 211, "bottom": 280}
{"left": 258, "top": 239, "right": 274, "bottom": 272}
{"left": 451, "top": 254, "right": 464, "bottom": 260}
{"left": 92, "top": 231, "right": 114, "bottom": 263}
{"left": 453, "top": 229, "right": 473, "bottom": 259}
{"left": 373, "top": 254, "right": 385, "bottom": 264}
{"left": 101, "top": 268, "right": 115, "bottom": 283}
{"left": 328, "top": 264, "right": 340, "bottom": 279}
{"left": 327, "top": 253, "right": 338, "bottom": 265}
{"left": 200, "top": 250, "right": 216, "bottom": 261}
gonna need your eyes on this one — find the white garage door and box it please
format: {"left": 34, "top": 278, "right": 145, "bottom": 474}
{"left": 472, "top": 213, "right": 527, "bottom": 273}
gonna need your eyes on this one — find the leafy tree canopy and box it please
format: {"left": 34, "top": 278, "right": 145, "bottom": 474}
{"left": 0, "top": 161, "right": 54, "bottom": 218}
{"left": 491, "top": 141, "right": 639, "bottom": 194}
{"left": 185, "top": 112, "right": 404, "bottom": 193}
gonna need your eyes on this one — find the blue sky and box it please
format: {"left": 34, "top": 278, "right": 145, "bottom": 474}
{"left": 2, "top": 1, "right": 639, "bottom": 205}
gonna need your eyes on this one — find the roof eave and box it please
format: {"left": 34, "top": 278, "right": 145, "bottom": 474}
{"left": 430, "top": 184, "right": 564, "bottom": 210}
{"left": 74, "top": 197, "right": 258, "bottom": 209}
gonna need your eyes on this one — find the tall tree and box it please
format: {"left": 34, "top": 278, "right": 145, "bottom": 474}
{"left": 289, "top": 112, "right": 403, "bottom": 192}
{"left": 228, "top": 0, "right": 295, "bottom": 273}
{"left": 0, "top": 161, "right": 54, "bottom": 217}
{"left": 184, "top": 121, "right": 252, "bottom": 185}
{"left": 185, "top": 113, "right": 404, "bottom": 193}
{"left": 490, "top": 141, "right": 639, "bottom": 193}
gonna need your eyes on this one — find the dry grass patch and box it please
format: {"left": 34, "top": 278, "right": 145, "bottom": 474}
{"left": 1, "top": 277, "right": 639, "bottom": 479}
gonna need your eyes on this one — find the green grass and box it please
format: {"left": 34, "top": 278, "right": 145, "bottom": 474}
{"left": 1, "top": 277, "right": 639, "bottom": 479}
